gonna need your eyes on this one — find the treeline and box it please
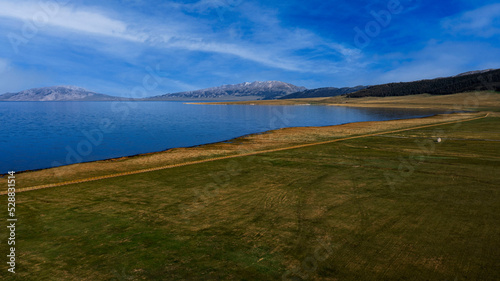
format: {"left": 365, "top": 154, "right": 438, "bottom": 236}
{"left": 346, "top": 69, "right": 500, "bottom": 98}
{"left": 279, "top": 86, "right": 367, "bottom": 99}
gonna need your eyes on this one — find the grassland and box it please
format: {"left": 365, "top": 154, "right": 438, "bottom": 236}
{"left": 0, "top": 92, "right": 499, "bottom": 280}
{"left": 201, "top": 91, "right": 500, "bottom": 111}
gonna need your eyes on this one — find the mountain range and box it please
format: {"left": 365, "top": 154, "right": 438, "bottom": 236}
{"left": 0, "top": 86, "right": 127, "bottom": 101}
{"left": 0, "top": 81, "right": 305, "bottom": 102}
{"left": 0, "top": 68, "right": 498, "bottom": 102}
{"left": 145, "top": 81, "right": 306, "bottom": 101}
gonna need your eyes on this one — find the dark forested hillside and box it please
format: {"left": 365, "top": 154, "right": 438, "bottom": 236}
{"left": 279, "top": 86, "right": 367, "bottom": 99}
{"left": 346, "top": 69, "right": 500, "bottom": 98}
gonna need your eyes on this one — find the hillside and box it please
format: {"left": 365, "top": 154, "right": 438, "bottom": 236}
{"left": 0, "top": 86, "right": 126, "bottom": 101}
{"left": 279, "top": 85, "right": 368, "bottom": 99}
{"left": 346, "top": 68, "right": 500, "bottom": 98}
{"left": 146, "top": 81, "right": 306, "bottom": 101}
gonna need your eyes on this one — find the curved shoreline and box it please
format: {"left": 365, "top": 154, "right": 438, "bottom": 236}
{"left": 5, "top": 112, "right": 445, "bottom": 176}
{"left": 0, "top": 111, "right": 490, "bottom": 194}
{"left": 2, "top": 109, "right": 448, "bottom": 176}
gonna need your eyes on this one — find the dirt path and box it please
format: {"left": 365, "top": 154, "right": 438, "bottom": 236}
{"left": 0, "top": 113, "right": 489, "bottom": 195}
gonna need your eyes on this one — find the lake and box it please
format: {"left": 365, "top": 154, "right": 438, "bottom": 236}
{"left": 0, "top": 101, "right": 448, "bottom": 173}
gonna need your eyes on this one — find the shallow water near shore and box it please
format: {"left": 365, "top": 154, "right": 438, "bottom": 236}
{"left": 0, "top": 101, "right": 448, "bottom": 173}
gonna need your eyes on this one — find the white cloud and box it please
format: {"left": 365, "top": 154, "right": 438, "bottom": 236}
{"left": 0, "top": 0, "right": 147, "bottom": 42}
{"left": 167, "top": 39, "right": 303, "bottom": 71}
{"left": 442, "top": 3, "right": 500, "bottom": 37}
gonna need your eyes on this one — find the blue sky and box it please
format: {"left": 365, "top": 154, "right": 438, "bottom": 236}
{"left": 0, "top": 0, "right": 499, "bottom": 97}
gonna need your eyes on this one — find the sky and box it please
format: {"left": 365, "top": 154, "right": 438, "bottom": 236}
{"left": 0, "top": 0, "right": 499, "bottom": 97}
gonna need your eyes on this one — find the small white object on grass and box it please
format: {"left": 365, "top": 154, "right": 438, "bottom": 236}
{"left": 437, "top": 137, "right": 442, "bottom": 143}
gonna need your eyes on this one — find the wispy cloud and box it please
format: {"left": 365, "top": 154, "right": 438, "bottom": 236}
{"left": 149, "top": 1, "right": 361, "bottom": 72}
{"left": 166, "top": 39, "right": 302, "bottom": 71}
{"left": 0, "top": 0, "right": 146, "bottom": 42}
{"left": 0, "top": 0, "right": 359, "bottom": 74}
{"left": 442, "top": 3, "right": 500, "bottom": 37}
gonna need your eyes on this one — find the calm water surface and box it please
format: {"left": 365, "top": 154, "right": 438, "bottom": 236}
{"left": 0, "top": 101, "right": 448, "bottom": 173}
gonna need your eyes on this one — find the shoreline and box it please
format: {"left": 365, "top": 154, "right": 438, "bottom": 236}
{"left": 1, "top": 109, "right": 450, "bottom": 176}
{"left": 0, "top": 110, "right": 491, "bottom": 190}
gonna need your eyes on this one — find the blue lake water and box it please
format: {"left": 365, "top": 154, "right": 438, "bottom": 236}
{"left": 0, "top": 101, "right": 448, "bottom": 173}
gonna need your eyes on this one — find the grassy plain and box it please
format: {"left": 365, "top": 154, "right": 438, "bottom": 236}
{"left": 203, "top": 91, "right": 500, "bottom": 111}
{"left": 0, "top": 92, "right": 499, "bottom": 280}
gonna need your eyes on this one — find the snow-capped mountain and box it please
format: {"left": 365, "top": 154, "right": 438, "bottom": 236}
{"left": 147, "top": 81, "right": 307, "bottom": 100}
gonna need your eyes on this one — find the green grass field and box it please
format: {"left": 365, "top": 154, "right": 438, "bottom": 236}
{"left": 1, "top": 113, "right": 499, "bottom": 280}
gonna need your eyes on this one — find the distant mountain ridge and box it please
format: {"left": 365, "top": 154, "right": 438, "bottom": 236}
{"left": 146, "top": 81, "right": 307, "bottom": 101}
{"left": 0, "top": 86, "right": 126, "bottom": 101}
{"left": 279, "top": 85, "right": 368, "bottom": 99}
{"left": 346, "top": 68, "right": 500, "bottom": 98}
{"left": 0, "top": 82, "right": 305, "bottom": 102}
{"left": 1, "top": 68, "right": 498, "bottom": 102}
